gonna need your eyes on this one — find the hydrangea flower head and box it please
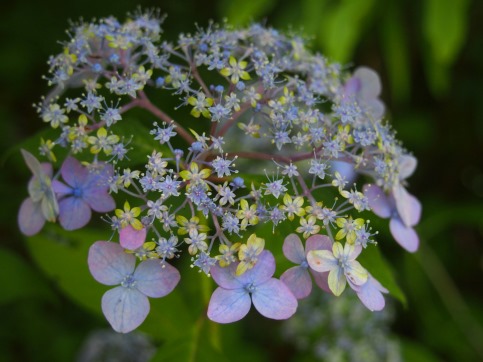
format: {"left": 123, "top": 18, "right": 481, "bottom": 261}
{"left": 88, "top": 241, "right": 180, "bottom": 333}
{"left": 208, "top": 250, "right": 297, "bottom": 323}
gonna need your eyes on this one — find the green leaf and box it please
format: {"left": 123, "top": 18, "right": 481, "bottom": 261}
{"left": 381, "top": 2, "right": 411, "bottom": 103}
{"left": 0, "top": 247, "right": 56, "bottom": 304}
{"left": 401, "top": 339, "right": 443, "bottom": 362}
{"left": 25, "top": 224, "right": 196, "bottom": 340}
{"left": 319, "top": 0, "right": 375, "bottom": 63}
{"left": 218, "top": 0, "right": 276, "bottom": 26}
{"left": 358, "top": 245, "right": 407, "bottom": 305}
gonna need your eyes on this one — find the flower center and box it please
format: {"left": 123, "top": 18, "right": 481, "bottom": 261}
{"left": 244, "top": 283, "right": 257, "bottom": 294}
{"left": 72, "top": 186, "right": 83, "bottom": 198}
{"left": 121, "top": 274, "right": 137, "bottom": 288}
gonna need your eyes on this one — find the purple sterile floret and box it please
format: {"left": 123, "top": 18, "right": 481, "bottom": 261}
{"left": 88, "top": 241, "right": 180, "bottom": 333}
{"left": 280, "top": 234, "right": 333, "bottom": 299}
{"left": 119, "top": 225, "right": 147, "bottom": 250}
{"left": 349, "top": 273, "right": 388, "bottom": 311}
{"left": 53, "top": 157, "right": 115, "bottom": 230}
{"left": 207, "top": 250, "right": 297, "bottom": 323}
{"left": 364, "top": 184, "right": 421, "bottom": 252}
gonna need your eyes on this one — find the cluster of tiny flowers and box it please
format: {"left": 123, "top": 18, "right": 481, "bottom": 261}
{"left": 18, "top": 10, "right": 421, "bottom": 333}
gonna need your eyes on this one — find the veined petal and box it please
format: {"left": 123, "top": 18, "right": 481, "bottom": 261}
{"left": 305, "top": 234, "right": 332, "bottom": 252}
{"left": 252, "top": 278, "right": 297, "bottom": 320}
{"left": 355, "top": 276, "right": 388, "bottom": 311}
{"left": 61, "top": 157, "right": 88, "bottom": 187}
{"left": 332, "top": 242, "right": 344, "bottom": 258}
{"left": 345, "top": 260, "right": 368, "bottom": 286}
{"left": 389, "top": 217, "right": 419, "bottom": 252}
{"left": 102, "top": 287, "right": 149, "bottom": 333}
{"left": 282, "top": 233, "right": 305, "bottom": 264}
{"left": 363, "top": 184, "right": 391, "bottom": 219}
{"left": 280, "top": 266, "right": 312, "bottom": 299}
{"left": 18, "top": 198, "right": 46, "bottom": 236}
{"left": 307, "top": 250, "right": 337, "bottom": 273}
{"left": 88, "top": 241, "right": 136, "bottom": 285}
{"left": 328, "top": 267, "right": 346, "bottom": 296}
{"left": 310, "top": 269, "right": 331, "bottom": 294}
{"left": 120, "top": 225, "right": 147, "bottom": 250}
{"left": 207, "top": 287, "right": 251, "bottom": 323}
{"left": 393, "top": 185, "right": 414, "bottom": 227}
{"left": 58, "top": 197, "right": 92, "bottom": 230}
{"left": 52, "top": 180, "right": 72, "bottom": 197}
{"left": 134, "top": 260, "right": 180, "bottom": 298}
{"left": 210, "top": 262, "right": 241, "bottom": 289}
{"left": 83, "top": 189, "right": 115, "bottom": 213}
{"left": 238, "top": 251, "right": 275, "bottom": 286}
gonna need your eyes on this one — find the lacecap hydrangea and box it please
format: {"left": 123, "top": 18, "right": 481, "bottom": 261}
{"left": 18, "top": 10, "right": 421, "bottom": 333}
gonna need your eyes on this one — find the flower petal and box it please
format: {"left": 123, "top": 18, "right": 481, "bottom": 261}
{"left": 389, "top": 217, "right": 419, "bottom": 252}
{"left": 207, "top": 287, "right": 251, "bottom": 323}
{"left": 355, "top": 276, "right": 388, "bottom": 311}
{"left": 102, "top": 286, "right": 149, "bottom": 333}
{"left": 407, "top": 193, "right": 422, "bottom": 227}
{"left": 210, "top": 262, "right": 242, "bottom": 290}
{"left": 88, "top": 241, "right": 136, "bottom": 285}
{"left": 353, "top": 66, "right": 381, "bottom": 100}
{"left": 83, "top": 188, "right": 116, "bottom": 213}
{"left": 120, "top": 225, "right": 147, "bottom": 250}
{"left": 252, "top": 278, "right": 297, "bottom": 320}
{"left": 328, "top": 267, "right": 346, "bottom": 296}
{"left": 52, "top": 180, "right": 72, "bottom": 197}
{"left": 363, "top": 184, "right": 391, "bottom": 219}
{"left": 305, "top": 234, "right": 332, "bottom": 253}
{"left": 310, "top": 269, "right": 331, "bottom": 294}
{"left": 280, "top": 266, "right": 312, "bottom": 299}
{"left": 399, "top": 155, "right": 417, "bottom": 180}
{"left": 134, "top": 260, "right": 180, "bottom": 298}
{"left": 58, "top": 196, "right": 92, "bottom": 230}
{"left": 307, "top": 250, "right": 337, "bottom": 273}
{"left": 282, "top": 233, "right": 305, "bottom": 264}
{"left": 393, "top": 185, "right": 418, "bottom": 227}
{"left": 238, "top": 250, "right": 275, "bottom": 286}
{"left": 61, "top": 157, "right": 88, "bottom": 187}
{"left": 18, "top": 198, "right": 45, "bottom": 236}
{"left": 346, "top": 260, "right": 368, "bottom": 286}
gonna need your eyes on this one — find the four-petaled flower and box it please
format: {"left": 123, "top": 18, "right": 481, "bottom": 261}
{"left": 208, "top": 250, "right": 297, "bottom": 323}
{"left": 280, "top": 234, "right": 332, "bottom": 299}
{"left": 52, "top": 157, "right": 115, "bottom": 230}
{"left": 88, "top": 241, "right": 180, "bottom": 333}
{"left": 307, "top": 241, "right": 368, "bottom": 296}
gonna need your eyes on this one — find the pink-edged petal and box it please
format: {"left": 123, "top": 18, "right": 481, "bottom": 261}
{"left": 389, "top": 217, "right": 419, "bottom": 253}
{"left": 58, "top": 196, "right": 92, "bottom": 230}
{"left": 282, "top": 233, "right": 305, "bottom": 264}
{"left": 280, "top": 266, "right": 312, "bottom": 299}
{"left": 363, "top": 184, "right": 391, "bottom": 219}
{"left": 252, "top": 278, "right": 298, "bottom": 320}
{"left": 399, "top": 155, "right": 417, "bottom": 180}
{"left": 353, "top": 67, "right": 381, "bottom": 100}
{"left": 210, "top": 262, "right": 241, "bottom": 290}
{"left": 310, "top": 269, "right": 331, "bottom": 294}
{"left": 52, "top": 180, "right": 72, "bottom": 197}
{"left": 120, "top": 225, "right": 147, "bottom": 250}
{"left": 238, "top": 250, "right": 275, "bottom": 286}
{"left": 102, "top": 286, "right": 149, "bottom": 333}
{"left": 356, "top": 276, "right": 388, "bottom": 311}
{"left": 305, "top": 234, "right": 332, "bottom": 252}
{"left": 61, "top": 157, "right": 89, "bottom": 187}
{"left": 307, "top": 250, "right": 337, "bottom": 273}
{"left": 18, "top": 198, "right": 45, "bottom": 236}
{"left": 83, "top": 188, "right": 115, "bottom": 213}
{"left": 207, "top": 287, "right": 251, "bottom": 324}
{"left": 134, "top": 260, "right": 180, "bottom": 298}
{"left": 88, "top": 241, "right": 136, "bottom": 285}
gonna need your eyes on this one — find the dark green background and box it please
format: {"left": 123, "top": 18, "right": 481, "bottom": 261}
{"left": 1, "top": 0, "right": 482, "bottom": 361}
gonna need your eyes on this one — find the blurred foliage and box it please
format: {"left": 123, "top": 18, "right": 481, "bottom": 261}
{"left": 1, "top": 0, "right": 482, "bottom": 361}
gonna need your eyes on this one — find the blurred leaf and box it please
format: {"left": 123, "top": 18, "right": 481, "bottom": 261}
{"left": 422, "top": 0, "right": 470, "bottom": 96}
{"left": 381, "top": 2, "right": 410, "bottom": 103}
{"left": 319, "top": 0, "right": 375, "bottom": 63}
{"left": 358, "top": 245, "right": 407, "bottom": 305}
{"left": 25, "top": 224, "right": 196, "bottom": 340}
{"left": 401, "top": 339, "right": 441, "bottom": 362}
{"left": 218, "top": 0, "right": 276, "bottom": 26}
{"left": 0, "top": 247, "right": 55, "bottom": 304}
{"left": 301, "top": 0, "right": 330, "bottom": 35}
{"left": 151, "top": 320, "right": 229, "bottom": 362}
